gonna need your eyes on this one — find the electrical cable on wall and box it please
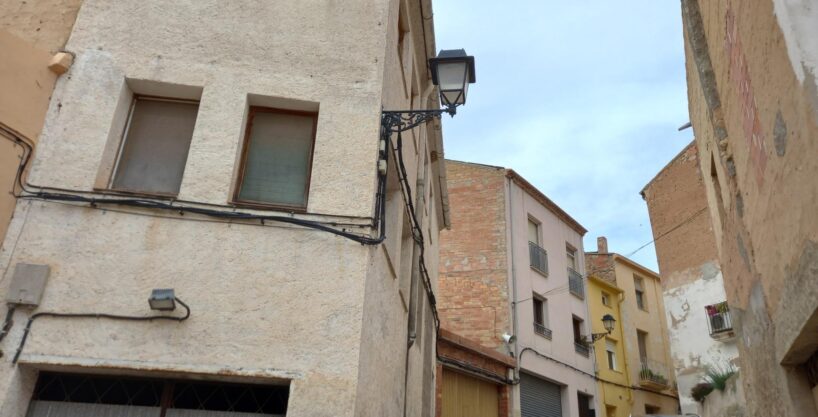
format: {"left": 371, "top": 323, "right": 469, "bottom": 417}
{"left": 518, "top": 347, "right": 680, "bottom": 400}
{"left": 12, "top": 298, "right": 191, "bottom": 364}
{"left": 0, "top": 123, "right": 387, "bottom": 246}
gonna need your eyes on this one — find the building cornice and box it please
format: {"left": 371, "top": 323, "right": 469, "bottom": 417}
{"left": 505, "top": 169, "right": 588, "bottom": 235}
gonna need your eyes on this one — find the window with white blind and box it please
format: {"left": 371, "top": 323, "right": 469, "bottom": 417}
{"left": 111, "top": 96, "right": 199, "bottom": 196}
{"left": 234, "top": 107, "right": 317, "bottom": 210}
{"left": 528, "top": 218, "right": 541, "bottom": 245}
{"left": 606, "top": 339, "right": 617, "bottom": 370}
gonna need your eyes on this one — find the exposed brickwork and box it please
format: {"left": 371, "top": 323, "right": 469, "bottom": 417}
{"left": 641, "top": 142, "right": 719, "bottom": 288}
{"left": 438, "top": 161, "right": 511, "bottom": 350}
{"left": 585, "top": 252, "right": 616, "bottom": 285}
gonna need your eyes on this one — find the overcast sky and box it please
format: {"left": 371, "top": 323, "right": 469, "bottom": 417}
{"left": 432, "top": 0, "right": 694, "bottom": 272}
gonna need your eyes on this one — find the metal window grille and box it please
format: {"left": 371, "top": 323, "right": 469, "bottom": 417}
{"left": 30, "top": 372, "right": 289, "bottom": 416}
{"left": 529, "top": 242, "right": 549, "bottom": 275}
{"left": 568, "top": 268, "right": 584, "bottom": 299}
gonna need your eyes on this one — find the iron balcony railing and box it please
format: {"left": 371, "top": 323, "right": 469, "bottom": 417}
{"left": 574, "top": 341, "right": 590, "bottom": 357}
{"left": 639, "top": 359, "right": 670, "bottom": 387}
{"left": 568, "top": 267, "right": 584, "bottom": 299}
{"left": 705, "top": 301, "right": 734, "bottom": 338}
{"left": 534, "top": 322, "right": 552, "bottom": 340}
{"left": 529, "top": 242, "right": 548, "bottom": 275}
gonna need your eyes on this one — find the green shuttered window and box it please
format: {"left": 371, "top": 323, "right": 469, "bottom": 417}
{"left": 235, "top": 108, "right": 317, "bottom": 210}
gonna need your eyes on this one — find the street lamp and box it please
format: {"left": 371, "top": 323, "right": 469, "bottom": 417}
{"left": 381, "top": 49, "right": 476, "bottom": 134}
{"left": 587, "top": 314, "right": 617, "bottom": 344}
{"left": 429, "top": 49, "right": 476, "bottom": 111}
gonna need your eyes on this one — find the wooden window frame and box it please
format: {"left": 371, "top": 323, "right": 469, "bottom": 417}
{"left": 108, "top": 94, "right": 200, "bottom": 199}
{"left": 232, "top": 106, "right": 318, "bottom": 212}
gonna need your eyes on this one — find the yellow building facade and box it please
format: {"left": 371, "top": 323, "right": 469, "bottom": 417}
{"left": 588, "top": 275, "right": 632, "bottom": 417}
{"left": 587, "top": 237, "right": 679, "bottom": 416}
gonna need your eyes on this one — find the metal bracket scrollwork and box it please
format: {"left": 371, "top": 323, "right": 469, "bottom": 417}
{"left": 381, "top": 106, "right": 458, "bottom": 134}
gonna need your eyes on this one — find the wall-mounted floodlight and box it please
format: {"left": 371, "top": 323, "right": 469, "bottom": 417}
{"left": 148, "top": 288, "right": 178, "bottom": 311}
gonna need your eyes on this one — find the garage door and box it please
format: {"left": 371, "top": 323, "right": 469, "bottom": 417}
{"left": 26, "top": 372, "right": 287, "bottom": 417}
{"left": 520, "top": 373, "right": 561, "bottom": 417}
{"left": 441, "top": 368, "right": 499, "bottom": 417}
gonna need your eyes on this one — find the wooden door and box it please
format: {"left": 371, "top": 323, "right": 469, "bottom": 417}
{"left": 441, "top": 368, "right": 499, "bottom": 417}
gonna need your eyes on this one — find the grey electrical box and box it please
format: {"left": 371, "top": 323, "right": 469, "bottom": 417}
{"left": 6, "top": 263, "right": 49, "bottom": 306}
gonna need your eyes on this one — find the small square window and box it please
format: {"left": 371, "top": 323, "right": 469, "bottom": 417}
{"left": 111, "top": 96, "right": 199, "bottom": 196}
{"left": 601, "top": 291, "right": 611, "bottom": 307}
{"left": 234, "top": 107, "right": 317, "bottom": 210}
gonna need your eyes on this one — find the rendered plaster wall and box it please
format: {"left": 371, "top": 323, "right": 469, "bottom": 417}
{"left": 0, "top": 0, "right": 445, "bottom": 416}
{"left": 587, "top": 277, "right": 631, "bottom": 417}
{"left": 506, "top": 176, "right": 596, "bottom": 417}
{"left": 612, "top": 259, "right": 677, "bottom": 414}
{"left": 662, "top": 266, "right": 740, "bottom": 413}
{"left": 641, "top": 141, "right": 741, "bottom": 413}
{"left": 0, "top": 0, "right": 78, "bottom": 259}
{"left": 681, "top": 0, "right": 818, "bottom": 415}
{"left": 0, "top": 0, "right": 83, "bottom": 52}
{"left": 698, "top": 374, "right": 745, "bottom": 417}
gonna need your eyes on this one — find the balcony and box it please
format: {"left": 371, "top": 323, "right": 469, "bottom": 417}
{"left": 568, "top": 268, "right": 584, "bottom": 299}
{"left": 529, "top": 242, "right": 548, "bottom": 275}
{"left": 534, "top": 322, "right": 552, "bottom": 340}
{"left": 574, "top": 341, "right": 590, "bottom": 357}
{"left": 706, "top": 301, "right": 735, "bottom": 340}
{"left": 639, "top": 360, "right": 670, "bottom": 389}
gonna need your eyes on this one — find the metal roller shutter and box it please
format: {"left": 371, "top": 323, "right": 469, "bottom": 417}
{"left": 520, "top": 373, "right": 562, "bottom": 417}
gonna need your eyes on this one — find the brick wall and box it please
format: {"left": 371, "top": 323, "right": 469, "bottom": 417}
{"left": 585, "top": 252, "right": 615, "bottom": 284}
{"left": 438, "top": 160, "right": 511, "bottom": 350}
{"left": 641, "top": 142, "right": 719, "bottom": 287}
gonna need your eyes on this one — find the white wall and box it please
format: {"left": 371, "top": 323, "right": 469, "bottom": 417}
{"left": 663, "top": 261, "right": 740, "bottom": 414}
{"left": 506, "top": 177, "right": 596, "bottom": 417}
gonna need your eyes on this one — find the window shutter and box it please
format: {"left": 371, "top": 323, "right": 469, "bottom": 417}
{"left": 238, "top": 111, "right": 315, "bottom": 207}
{"left": 112, "top": 98, "right": 199, "bottom": 195}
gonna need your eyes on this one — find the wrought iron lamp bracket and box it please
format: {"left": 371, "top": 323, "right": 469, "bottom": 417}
{"left": 586, "top": 331, "right": 611, "bottom": 344}
{"left": 381, "top": 105, "right": 458, "bottom": 134}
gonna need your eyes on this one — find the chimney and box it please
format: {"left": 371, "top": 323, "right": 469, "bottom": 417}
{"left": 597, "top": 236, "right": 608, "bottom": 253}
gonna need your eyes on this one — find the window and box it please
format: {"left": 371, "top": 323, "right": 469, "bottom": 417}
{"left": 234, "top": 107, "right": 317, "bottom": 210}
{"left": 606, "top": 339, "right": 617, "bottom": 370}
{"left": 533, "top": 297, "right": 545, "bottom": 326}
{"left": 606, "top": 405, "right": 617, "bottom": 417}
{"left": 645, "top": 404, "right": 661, "bottom": 414}
{"left": 572, "top": 316, "right": 584, "bottom": 342}
{"left": 111, "top": 96, "right": 199, "bottom": 196}
{"left": 528, "top": 218, "right": 548, "bottom": 275}
{"left": 528, "top": 218, "right": 541, "bottom": 245}
{"left": 566, "top": 244, "right": 577, "bottom": 270}
{"left": 637, "top": 330, "right": 648, "bottom": 362}
{"left": 601, "top": 291, "right": 611, "bottom": 307}
{"left": 634, "top": 276, "right": 647, "bottom": 311}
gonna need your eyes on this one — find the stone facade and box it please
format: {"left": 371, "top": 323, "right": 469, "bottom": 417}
{"left": 641, "top": 141, "right": 741, "bottom": 414}
{"left": 0, "top": 1, "right": 447, "bottom": 416}
{"left": 681, "top": 0, "right": 818, "bottom": 415}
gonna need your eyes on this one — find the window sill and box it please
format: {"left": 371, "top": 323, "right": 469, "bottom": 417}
{"left": 230, "top": 199, "right": 308, "bottom": 214}
{"left": 99, "top": 187, "right": 179, "bottom": 200}
{"left": 530, "top": 266, "right": 548, "bottom": 277}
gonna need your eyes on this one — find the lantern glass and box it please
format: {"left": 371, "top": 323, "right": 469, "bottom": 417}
{"left": 602, "top": 314, "right": 616, "bottom": 333}
{"left": 437, "top": 61, "right": 469, "bottom": 106}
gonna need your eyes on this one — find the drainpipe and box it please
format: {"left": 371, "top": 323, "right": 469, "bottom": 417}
{"left": 506, "top": 176, "right": 521, "bottom": 406}
{"left": 618, "top": 292, "right": 635, "bottom": 405}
